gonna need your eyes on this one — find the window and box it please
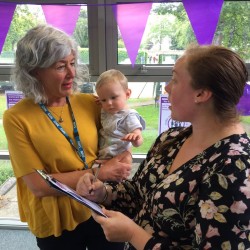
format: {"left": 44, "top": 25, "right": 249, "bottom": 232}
{"left": 0, "top": 1, "right": 249, "bottom": 155}
{"left": 0, "top": 4, "right": 89, "bottom": 64}
{"left": 106, "top": 0, "right": 250, "bottom": 78}
{"left": 0, "top": 0, "right": 249, "bottom": 224}
{"left": 104, "top": 0, "right": 250, "bottom": 155}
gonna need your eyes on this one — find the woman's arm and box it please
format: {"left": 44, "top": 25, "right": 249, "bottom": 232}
{"left": 194, "top": 157, "right": 250, "bottom": 249}
{"left": 76, "top": 173, "right": 113, "bottom": 205}
{"left": 92, "top": 208, "right": 152, "bottom": 250}
{"left": 96, "top": 150, "right": 133, "bottom": 182}
{"left": 22, "top": 168, "right": 94, "bottom": 198}
{"left": 20, "top": 150, "right": 132, "bottom": 198}
{"left": 20, "top": 149, "right": 132, "bottom": 198}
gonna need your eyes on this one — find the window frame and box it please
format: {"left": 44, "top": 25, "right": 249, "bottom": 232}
{"left": 0, "top": 0, "right": 249, "bottom": 81}
{"left": 105, "top": 0, "right": 174, "bottom": 82}
{"left": 0, "top": 0, "right": 249, "bottom": 156}
{"left": 105, "top": 0, "right": 250, "bottom": 82}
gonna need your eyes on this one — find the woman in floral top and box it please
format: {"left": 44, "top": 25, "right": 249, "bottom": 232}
{"left": 77, "top": 45, "right": 250, "bottom": 249}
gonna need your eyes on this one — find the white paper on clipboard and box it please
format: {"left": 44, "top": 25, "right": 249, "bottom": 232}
{"left": 35, "top": 169, "right": 107, "bottom": 217}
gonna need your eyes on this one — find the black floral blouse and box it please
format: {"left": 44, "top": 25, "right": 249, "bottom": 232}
{"left": 109, "top": 126, "right": 250, "bottom": 250}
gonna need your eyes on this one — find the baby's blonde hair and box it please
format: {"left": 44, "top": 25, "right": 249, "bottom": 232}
{"left": 96, "top": 69, "right": 128, "bottom": 91}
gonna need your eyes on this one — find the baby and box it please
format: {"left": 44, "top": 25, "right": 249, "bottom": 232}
{"left": 95, "top": 69, "right": 146, "bottom": 159}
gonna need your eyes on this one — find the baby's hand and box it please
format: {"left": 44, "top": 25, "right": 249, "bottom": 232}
{"left": 122, "top": 133, "right": 141, "bottom": 142}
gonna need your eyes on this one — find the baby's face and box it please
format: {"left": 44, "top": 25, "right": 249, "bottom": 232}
{"left": 96, "top": 81, "right": 130, "bottom": 114}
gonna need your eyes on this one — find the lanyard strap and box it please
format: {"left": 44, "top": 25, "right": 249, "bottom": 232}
{"left": 39, "top": 96, "right": 88, "bottom": 169}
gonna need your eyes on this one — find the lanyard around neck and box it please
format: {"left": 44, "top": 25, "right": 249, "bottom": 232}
{"left": 39, "top": 96, "right": 88, "bottom": 169}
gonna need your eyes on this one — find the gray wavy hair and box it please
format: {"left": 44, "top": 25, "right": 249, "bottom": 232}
{"left": 11, "top": 24, "right": 89, "bottom": 104}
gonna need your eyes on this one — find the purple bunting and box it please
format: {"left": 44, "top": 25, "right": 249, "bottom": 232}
{"left": 42, "top": 5, "right": 81, "bottom": 36}
{"left": 112, "top": 3, "right": 152, "bottom": 67}
{"left": 183, "top": 0, "right": 223, "bottom": 45}
{"left": 0, "top": 3, "right": 16, "bottom": 54}
{"left": 237, "top": 83, "right": 250, "bottom": 116}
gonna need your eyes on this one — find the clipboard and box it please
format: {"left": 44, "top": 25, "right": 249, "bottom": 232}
{"left": 35, "top": 169, "right": 107, "bottom": 217}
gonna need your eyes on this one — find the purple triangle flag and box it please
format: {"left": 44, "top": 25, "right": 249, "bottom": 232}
{"left": 42, "top": 5, "right": 81, "bottom": 36}
{"left": 112, "top": 3, "right": 152, "bottom": 67}
{"left": 0, "top": 3, "right": 16, "bottom": 54}
{"left": 183, "top": 0, "right": 223, "bottom": 45}
{"left": 237, "top": 84, "right": 250, "bottom": 116}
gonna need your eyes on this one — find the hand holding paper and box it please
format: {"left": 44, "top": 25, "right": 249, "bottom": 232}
{"left": 36, "top": 169, "right": 107, "bottom": 217}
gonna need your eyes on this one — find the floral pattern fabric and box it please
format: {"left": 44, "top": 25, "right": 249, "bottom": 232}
{"left": 109, "top": 126, "right": 250, "bottom": 250}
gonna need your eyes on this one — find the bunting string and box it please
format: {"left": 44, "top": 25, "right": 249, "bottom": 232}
{"left": 0, "top": 1, "right": 170, "bottom": 5}
{"left": 0, "top": 0, "right": 224, "bottom": 56}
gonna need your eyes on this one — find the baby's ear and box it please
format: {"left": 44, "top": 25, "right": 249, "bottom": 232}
{"left": 126, "top": 88, "right": 132, "bottom": 98}
{"left": 93, "top": 95, "right": 101, "bottom": 105}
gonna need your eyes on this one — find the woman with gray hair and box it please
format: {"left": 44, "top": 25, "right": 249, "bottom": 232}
{"left": 3, "top": 24, "right": 131, "bottom": 250}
